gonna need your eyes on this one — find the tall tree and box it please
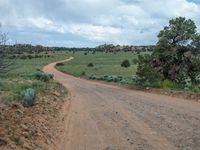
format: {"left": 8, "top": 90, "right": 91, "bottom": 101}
{"left": 135, "top": 17, "right": 200, "bottom": 86}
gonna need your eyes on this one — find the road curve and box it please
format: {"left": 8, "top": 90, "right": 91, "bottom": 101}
{"left": 43, "top": 58, "right": 200, "bottom": 150}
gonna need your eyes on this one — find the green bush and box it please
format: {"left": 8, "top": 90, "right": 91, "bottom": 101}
{"left": 81, "top": 71, "right": 86, "bottom": 76}
{"left": 88, "top": 63, "right": 94, "bottom": 67}
{"left": 88, "top": 74, "right": 97, "bottom": 79}
{"left": 87, "top": 74, "right": 126, "bottom": 83}
{"left": 56, "top": 62, "right": 64, "bottom": 66}
{"left": 134, "top": 54, "right": 161, "bottom": 87}
{"left": 158, "top": 80, "right": 179, "bottom": 89}
{"left": 21, "top": 88, "right": 35, "bottom": 107}
{"left": 121, "top": 60, "right": 131, "bottom": 68}
{"left": 33, "top": 71, "right": 54, "bottom": 82}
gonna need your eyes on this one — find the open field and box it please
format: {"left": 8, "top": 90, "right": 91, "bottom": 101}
{"left": 0, "top": 51, "right": 67, "bottom": 78}
{"left": 57, "top": 51, "right": 144, "bottom": 83}
{"left": 0, "top": 51, "right": 67, "bottom": 102}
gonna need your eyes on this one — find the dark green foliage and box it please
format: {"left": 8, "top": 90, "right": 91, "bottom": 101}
{"left": 192, "top": 33, "right": 200, "bottom": 55}
{"left": 135, "top": 17, "right": 200, "bottom": 89}
{"left": 88, "top": 63, "right": 94, "bottom": 67}
{"left": 81, "top": 71, "right": 86, "bottom": 76}
{"left": 21, "top": 88, "right": 35, "bottom": 107}
{"left": 88, "top": 74, "right": 96, "bottom": 79}
{"left": 134, "top": 54, "right": 161, "bottom": 86}
{"left": 33, "top": 71, "right": 54, "bottom": 82}
{"left": 56, "top": 62, "right": 64, "bottom": 66}
{"left": 121, "top": 60, "right": 131, "bottom": 68}
{"left": 88, "top": 74, "right": 125, "bottom": 83}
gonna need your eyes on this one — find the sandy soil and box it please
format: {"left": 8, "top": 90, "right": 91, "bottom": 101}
{"left": 43, "top": 57, "right": 200, "bottom": 150}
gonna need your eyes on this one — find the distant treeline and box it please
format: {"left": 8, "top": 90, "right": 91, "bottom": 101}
{"left": 2, "top": 44, "right": 154, "bottom": 54}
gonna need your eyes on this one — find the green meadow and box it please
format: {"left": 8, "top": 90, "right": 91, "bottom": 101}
{"left": 57, "top": 51, "right": 142, "bottom": 83}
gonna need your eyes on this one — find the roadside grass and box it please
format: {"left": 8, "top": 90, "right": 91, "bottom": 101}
{"left": 0, "top": 51, "right": 67, "bottom": 104}
{"left": 56, "top": 51, "right": 144, "bottom": 83}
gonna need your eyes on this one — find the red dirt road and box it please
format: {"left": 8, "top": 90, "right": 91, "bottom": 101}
{"left": 43, "top": 58, "right": 200, "bottom": 150}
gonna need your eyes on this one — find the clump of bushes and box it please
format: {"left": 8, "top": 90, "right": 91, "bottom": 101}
{"left": 21, "top": 88, "right": 35, "bottom": 107}
{"left": 88, "top": 74, "right": 127, "bottom": 83}
{"left": 88, "top": 63, "right": 94, "bottom": 67}
{"left": 56, "top": 62, "right": 64, "bottom": 66}
{"left": 121, "top": 60, "right": 131, "bottom": 68}
{"left": 33, "top": 71, "right": 54, "bottom": 82}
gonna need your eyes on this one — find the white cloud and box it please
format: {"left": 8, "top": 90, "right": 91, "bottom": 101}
{"left": 0, "top": 0, "right": 200, "bottom": 46}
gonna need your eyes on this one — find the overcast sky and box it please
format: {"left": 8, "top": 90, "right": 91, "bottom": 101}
{"left": 0, "top": 0, "right": 200, "bottom": 47}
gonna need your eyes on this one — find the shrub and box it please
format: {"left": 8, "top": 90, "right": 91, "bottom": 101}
{"left": 20, "top": 55, "right": 27, "bottom": 59}
{"left": 88, "top": 74, "right": 97, "bottom": 79}
{"left": 56, "top": 62, "right": 64, "bottom": 66}
{"left": 87, "top": 74, "right": 126, "bottom": 83}
{"left": 121, "top": 60, "right": 131, "bottom": 68}
{"left": 21, "top": 88, "right": 35, "bottom": 107}
{"left": 33, "top": 71, "right": 54, "bottom": 82}
{"left": 88, "top": 63, "right": 94, "bottom": 67}
{"left": 81, "top": 71, "right": 86, "bottom": 76}
{"left": 134, "top": 54, "right": 161, "bottom": 87}
{"left": 157, "top": 80, "right": 179, "bottom": 89}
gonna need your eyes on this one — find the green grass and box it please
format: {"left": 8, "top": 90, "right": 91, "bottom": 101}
{"left": 57, "top": 51, "right": 145, "bottom": 83}
{"left": 0, "top": 51, "right": 68, "bottom": 103}
{"left": 0, "top": 51, "right": 68, "bottom": 78}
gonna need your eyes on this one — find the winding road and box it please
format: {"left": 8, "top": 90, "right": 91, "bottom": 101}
{"left": 43, "top": 57, "right": 200, "bottom": 150}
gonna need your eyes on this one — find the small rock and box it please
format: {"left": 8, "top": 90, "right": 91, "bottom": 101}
{"left": 21, "top": 124, "right": 28, "bottom": 131}
{"left": 0, "top": 137, "right": 7, "bottom": 146}
{"left": 46, "top": 139, "right": 51, "bottom": 144}
{"left": 52, "top": 91, "right": 60, "bottom": 97}
{"left": 16, "top": 109, "right": 23, "bottom": 115}
{"left": 23, "top": 143, "right": 32, "bottom": 150}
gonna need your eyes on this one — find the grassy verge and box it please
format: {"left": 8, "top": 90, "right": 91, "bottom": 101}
{"left": 0, "top": 51, "right": 67, "bottom": 104}
{"left": 56, "top": 51, "right": 200, "bottom": 93}
{"left": 56, "top": 51, "right": 144, "bottom": 83}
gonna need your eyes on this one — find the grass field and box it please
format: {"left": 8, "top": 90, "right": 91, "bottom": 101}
{"left": 0, "top": 51, "right": 67, "bottom": 103}
{"left": 57, "top": 51, "right": 143, "bottom": 83}
{"left": 0, "top": 51, "right": 67, "bottom": 78}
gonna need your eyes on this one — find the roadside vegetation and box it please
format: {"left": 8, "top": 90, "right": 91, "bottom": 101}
{"left": 134, "top": 17, "right": 200, "bottom": 93}
{"left": 57, "top": 17, "right": 200, "bottom": 93}
{"left": 0, "top": 50, "right": 67, "bottom": 105}
{"left": 56, "top": 51, "right": 143, "bottom": 84}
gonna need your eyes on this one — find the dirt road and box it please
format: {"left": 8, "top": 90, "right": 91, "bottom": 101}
{"left": 43, "top": 58, "right": 200, "bottom": 150}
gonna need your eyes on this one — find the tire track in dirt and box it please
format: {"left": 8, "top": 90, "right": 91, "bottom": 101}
{"left": 43, "top": 58, "right": 200, "bottom": 150}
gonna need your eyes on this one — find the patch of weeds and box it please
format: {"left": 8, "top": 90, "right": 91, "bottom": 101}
{"left": 87, "top": 74, "right": 127, "bottom": 83}
{"left": 1, "top": 95, "right": 14, "bottom": 104}
{"left": 10, "top": 136, "right": 23, "bottom": 145}
{"left": 33, "top": 71, "right": 54, "bottom": 82}
{"left": 157, "top": 79, "right": 179, "bottom": 89}
{"left": 31, "top": 81, "right": 47, "bottom": 94}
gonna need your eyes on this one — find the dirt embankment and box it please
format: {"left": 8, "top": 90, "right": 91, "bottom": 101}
{"left": 0, "top": 83, "right": 69, "bottom": 150}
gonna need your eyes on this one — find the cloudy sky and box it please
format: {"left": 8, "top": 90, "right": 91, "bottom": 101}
{"left": 0, "top": 0, "right": 200, "bottom": 47}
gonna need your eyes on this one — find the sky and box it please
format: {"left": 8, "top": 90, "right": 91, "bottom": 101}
{"left": 0, "top": 0, "right": 200, "bottom": 47}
